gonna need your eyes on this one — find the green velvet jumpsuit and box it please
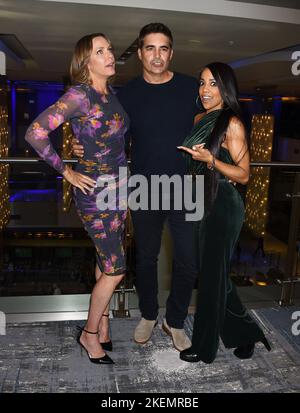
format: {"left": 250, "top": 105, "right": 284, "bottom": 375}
{"left": 183, "top": 109, "right": 267, "bottom": 364}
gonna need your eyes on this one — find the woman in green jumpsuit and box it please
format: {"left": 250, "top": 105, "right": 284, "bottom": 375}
{"left": 178, "top": 62, "right": 271, "bottom": 364}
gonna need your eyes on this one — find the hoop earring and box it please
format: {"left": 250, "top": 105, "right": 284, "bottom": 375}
{"left": 196, "top": 95, "right": 202, "bottom": 109}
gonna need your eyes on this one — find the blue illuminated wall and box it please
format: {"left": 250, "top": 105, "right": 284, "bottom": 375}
{"left": 11, "top": 80, "right": 64, "bottom": 155}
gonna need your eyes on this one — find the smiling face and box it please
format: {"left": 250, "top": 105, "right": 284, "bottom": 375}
{"left": 87, "top": 36, "right": 115, "bottom": 82}
{"left": 199, "top": 67, "right": 224, "bottom": 113}
{"left": 137, "top": 33, "right": 173, "bottom": 79}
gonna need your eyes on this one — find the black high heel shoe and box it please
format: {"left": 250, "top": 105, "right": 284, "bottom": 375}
{"left": 180, "top": 347, "right": 201, "bottom": 363}
{"left": 233, "top": 336, "right": 271, "bottom": 359}
{"left": 76, "top": 326, "right": 114, "bottom": 364}
{"left": 99, "top": 314, "right": 113, "bottom": 352}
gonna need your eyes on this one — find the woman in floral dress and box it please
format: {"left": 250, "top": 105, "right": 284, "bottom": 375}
{"left": 25, "top": 33, "right": 129, "bottom": 365}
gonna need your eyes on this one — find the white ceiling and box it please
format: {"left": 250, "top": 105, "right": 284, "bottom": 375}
{"left": 229, "top": 0, "right": 300, "bottom": 9}
{"left": 1, "top": 0, "right": 300, "bottom": 95}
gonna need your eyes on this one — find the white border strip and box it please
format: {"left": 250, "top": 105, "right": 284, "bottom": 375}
{"left": 38, "top": 0, "right": 300, "bottom": 25}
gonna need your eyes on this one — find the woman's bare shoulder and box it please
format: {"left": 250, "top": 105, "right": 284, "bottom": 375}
{"left": 228, "top": 116, "right": 245, "bottom": 132}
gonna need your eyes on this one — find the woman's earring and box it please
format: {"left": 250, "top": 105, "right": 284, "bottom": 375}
{"left": 196, "top": 95, "right": 202, "bottom": 109}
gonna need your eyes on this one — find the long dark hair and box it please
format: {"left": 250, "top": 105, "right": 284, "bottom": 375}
{"left": 202, "top": 62, "right": 248, "bottom": 212}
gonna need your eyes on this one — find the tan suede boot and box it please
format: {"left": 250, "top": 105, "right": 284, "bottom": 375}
{"left": 162, "top": 318, "right": 191, "bottom": 351}
{"left": 134, "top": 317, "right": 158, "bottom": 344}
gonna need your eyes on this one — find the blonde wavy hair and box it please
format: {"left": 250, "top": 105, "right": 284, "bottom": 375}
{"left": 69, "top": 33, "right": 111, "bottom": 85}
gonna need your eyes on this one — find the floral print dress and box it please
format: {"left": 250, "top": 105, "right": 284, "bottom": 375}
{"left": 25, "top": 84, "right": 129, "bottom": 275}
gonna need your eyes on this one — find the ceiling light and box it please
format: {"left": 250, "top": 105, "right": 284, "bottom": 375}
{"left": 117, "top": 38, "right": 138, "bottom": 65}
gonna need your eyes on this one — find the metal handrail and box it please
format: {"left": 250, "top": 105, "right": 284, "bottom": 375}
{"left": 0, "top": 157, "right": 300, "bottom": 167}
{"left": 0, "top": 158, "right": 78, "bottom": 163}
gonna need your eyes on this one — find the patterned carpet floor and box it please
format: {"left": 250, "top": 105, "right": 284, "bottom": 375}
{"left": 0, "top": 307, "right": 299, "bottom": 393}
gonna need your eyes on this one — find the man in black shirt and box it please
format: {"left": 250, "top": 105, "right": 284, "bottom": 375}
{"left": 73, "top": 23, "right": 199, "bottom": 351}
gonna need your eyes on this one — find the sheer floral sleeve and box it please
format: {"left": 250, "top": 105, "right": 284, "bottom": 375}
{"left": 25, "top": 86, "right": 90, "bottom": 174}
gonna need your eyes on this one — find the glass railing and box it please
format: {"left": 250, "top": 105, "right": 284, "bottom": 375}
{"left": 0, "top": 158, "right": 299, "bottom": 311}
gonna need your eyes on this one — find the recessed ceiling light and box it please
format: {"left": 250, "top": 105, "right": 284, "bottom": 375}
{"left": 116, "top": 38, "right": 138, "bottom": 65}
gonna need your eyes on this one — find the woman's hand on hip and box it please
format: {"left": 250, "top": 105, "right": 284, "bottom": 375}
{"left": 62, "top": 166, "right": 96, "bottom": 195}
{"left": 71, "top": 138, "right": 84, "bottom": 158}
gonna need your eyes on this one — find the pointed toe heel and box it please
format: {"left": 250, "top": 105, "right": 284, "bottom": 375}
{"left": 76, "top": 326, "right": 115, "bottom": 365}
{"left": 90, "top": 353, "right": 114, "bottom": 364}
